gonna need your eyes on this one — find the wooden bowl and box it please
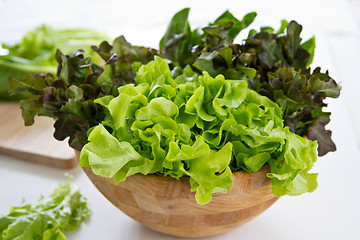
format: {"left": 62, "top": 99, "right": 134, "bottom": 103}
{"left": 75, "top": 152, "right": 278, "bottom": 238}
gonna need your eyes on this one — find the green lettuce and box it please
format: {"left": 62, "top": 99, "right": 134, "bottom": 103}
{"left": 79, "top": 56, "right": 318, "bottom": 204}
{"left": 0, "top": 177, "right": 90, "bottom": 240}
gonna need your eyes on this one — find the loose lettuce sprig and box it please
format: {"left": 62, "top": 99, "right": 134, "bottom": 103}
{"left": 79, "top": 57, "right": 318, "bottom": 204}
{"left": 0, "top": 177, "right": 90, "bottom": 240}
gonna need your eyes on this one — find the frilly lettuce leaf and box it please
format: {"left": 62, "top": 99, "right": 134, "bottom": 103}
{"left": 181, "top": 142, "right": 234, "bottom": 204}
{"left": 80, "top": 56, "right": 318, "bottom": 204}
{"left": 8, "top": 50, "right": 107, "bottom": 151}
{"left": 212, "top": 11, "right": 257, "bottom": 40}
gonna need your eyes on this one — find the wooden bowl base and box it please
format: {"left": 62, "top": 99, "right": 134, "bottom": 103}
{"left": 82, "top": 164, "right": 278, "bottom": 238}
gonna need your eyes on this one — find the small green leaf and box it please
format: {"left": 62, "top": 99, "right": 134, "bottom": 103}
{"left": 160, "top": 8, "right": 190, "bottom": 50}
{"left": 244, "top": 152, "right": 271, "bottom": 172}
{"left": 287, "top": 21, "right": 303, "bottom": 59}
{"left": 19, "top": 98, "right": 52, "bottom": 126}
{"left": 213, "top": 11, "right": 257, "bottom": 39}
{"left": 260, "top": 26, "right": 275, "bottom": 33}
{"left": 193, "top": 52, "right": 225, "bottom": 76}
{"left": 276, "top": 19, "right": 289, "bottom": 34}
{"left": 218, "top": 47, "right": 233, "bottom": 67}
{"left": 300, "top": 36, "right": 316, "bottom": 66}
{"left": 79, "top": 124, "right": 143, "bottom": 178}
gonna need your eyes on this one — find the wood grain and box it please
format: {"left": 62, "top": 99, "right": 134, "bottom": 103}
{"left": 0, "top": 102, "right": 76, "bottom": 169}
{"left": 76, "top": 152, "right": 278, "bottom": 238}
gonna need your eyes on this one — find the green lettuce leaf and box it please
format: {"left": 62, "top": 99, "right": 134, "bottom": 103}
{"left": 160, "top": 8, "right": 191, "bottom": 50}
{"left": 159, "top": 8, "right": 202, "bottom": 66}
{"left": 180, "top": 142, "right": 234, "bottom": 204}
{"left": 0, "top": 177, "right": 90, "bottom": 240}
{"left": 9, "top": 50, "right": 107, "bottom": 150}
{"left": 92, "top": 35, "right": 157, "bottom": 86}
{"left": 212, "top": 11, "right": 257, "bottom": 40}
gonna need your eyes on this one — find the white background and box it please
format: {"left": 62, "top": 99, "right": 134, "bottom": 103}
{"left": 0, "top": 0, "right": 360, "bottom": 239}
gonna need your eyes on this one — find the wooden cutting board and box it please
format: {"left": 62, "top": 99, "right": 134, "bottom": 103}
{"left": 0, "top": 102, "right": 77, "bottom": 169}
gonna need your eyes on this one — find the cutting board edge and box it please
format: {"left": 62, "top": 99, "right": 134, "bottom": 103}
{"left": 0, "top": 146, "right": 77, "bottom": 169}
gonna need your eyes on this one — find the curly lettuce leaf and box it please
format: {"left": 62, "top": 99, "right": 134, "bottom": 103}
{"left": 9, "top": 50, "right": 109, "bottom": 150}
{"left": 79, "top": 124, "right": 162, "bottom": 183}
{"left": 159, "top": 8, "right": 202, "bottom": 66}
{"left": 266, "top": 67, "right": 340, "bottom": 155}
{"left": 92, "top": 35, "right": 157, "bottom": 86}
{"left": 212, "top": 11, "right": 257, "bottom": 40}
{"left": 0, "top": 178, "right": 90, "bottom": 240}
{"left": 181, "top": 142, "right": 234, "bottom": 204}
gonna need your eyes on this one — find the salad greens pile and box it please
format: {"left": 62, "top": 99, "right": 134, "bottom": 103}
{"left": 9, "top": 9, "right": 340, "bottom": 204}
{"left": 0, "top": 177, "right": 90, "bottom": 240}
{"left": 0, "top": 24, "right": 109, "bottom": 100}
{"left": 79, "top": 56, "right": 317, "bottom": 204}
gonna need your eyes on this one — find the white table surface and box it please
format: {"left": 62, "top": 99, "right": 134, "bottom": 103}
{"left": 1, "top": 0, "right": 360, "bottom": 239}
